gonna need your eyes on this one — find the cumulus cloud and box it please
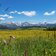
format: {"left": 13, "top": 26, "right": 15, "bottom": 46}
{"left": 0, "top": 14, "right": 8, "bottom": 17}
{"left": 0, "top": 14, "right": 14, "bottom": 19}
{"left": 10, "top": 11, "right": 36, "bottom": 17}
{"left": 10, "top": 11, "right": 17, "bottom": 14}
{"left": 7, "top": 16, "right": 14, "bottom": 18}
{"left": 20, "top": 11, "right": 36, "bottom": 17}
{"left": 0, "top": 17, "right": 5, "bottom": 21}
{"left": 44, "top": 11, "right": 56, "bottom": 16}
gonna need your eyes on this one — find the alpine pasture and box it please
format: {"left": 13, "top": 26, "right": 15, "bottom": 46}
{"left": 0, "top": 29, "right": 56, "bottom": 56}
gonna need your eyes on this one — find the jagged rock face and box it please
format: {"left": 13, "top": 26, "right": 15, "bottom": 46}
{"left": 0, "top": 22, "right": 56, "bottom": 30}
{"left": 0, "top": 24, "right": 8, "bottom": 29}
{"left": 0, "top": 22, "right": 18, "bottom": 30}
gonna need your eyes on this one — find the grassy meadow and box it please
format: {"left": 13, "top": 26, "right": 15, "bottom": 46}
{"left": 0, "top": 29, "right": 56, "bottom": 56}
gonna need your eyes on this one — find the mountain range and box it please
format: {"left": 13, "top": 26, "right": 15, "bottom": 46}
{"left": 0, "top": 22, "right": 56, "bottom": 30}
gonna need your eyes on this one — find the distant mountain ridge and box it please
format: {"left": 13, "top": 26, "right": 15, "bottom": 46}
{"left": 0, "top": 22, "right": 56, "bottom": 30}
{"left": 0, "top": 22, "right": 18, "bottom": 30}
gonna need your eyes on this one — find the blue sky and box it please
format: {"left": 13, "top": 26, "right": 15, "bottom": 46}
{"left": 0, "top": 0, "right": 56, "bottom": 23}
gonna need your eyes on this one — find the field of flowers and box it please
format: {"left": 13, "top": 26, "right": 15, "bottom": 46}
{"left": 0, "top": 29, "right": 56, "bottom": 56}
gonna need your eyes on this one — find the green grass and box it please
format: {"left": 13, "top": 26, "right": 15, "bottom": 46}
{"left": 0, "top": 29, "right": 56, "bottom": 56}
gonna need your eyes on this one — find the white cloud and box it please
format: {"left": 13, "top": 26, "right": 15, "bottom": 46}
{"left": 0, "top": 14, "right": 14, "bottom": 19}
{"left": 20, "top": 11, "right": 36, "bottom": 17}
{"left": 0, "top": 14, "right": 8, "bottom": 17}
{"left": 10, "top": 11, "right": 36, "bottom": 17}
{"left": 44, "top": 11, "right": 56, "bottom": 16}
{"left": 0, "top": 18, "right": 5, "bottom": 21}
{"left": 17, "top": 12, "right": 22, "bottom": 14}
{"left": 7, "top": 16, "right": 14, "bottom": 18}
{"left": 10, "top": 11, "right": 17, "bottom": 14}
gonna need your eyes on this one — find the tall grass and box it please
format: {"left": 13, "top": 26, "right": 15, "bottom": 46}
{"left": 0, "top": 30, "right": 56, "bottom": 56}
